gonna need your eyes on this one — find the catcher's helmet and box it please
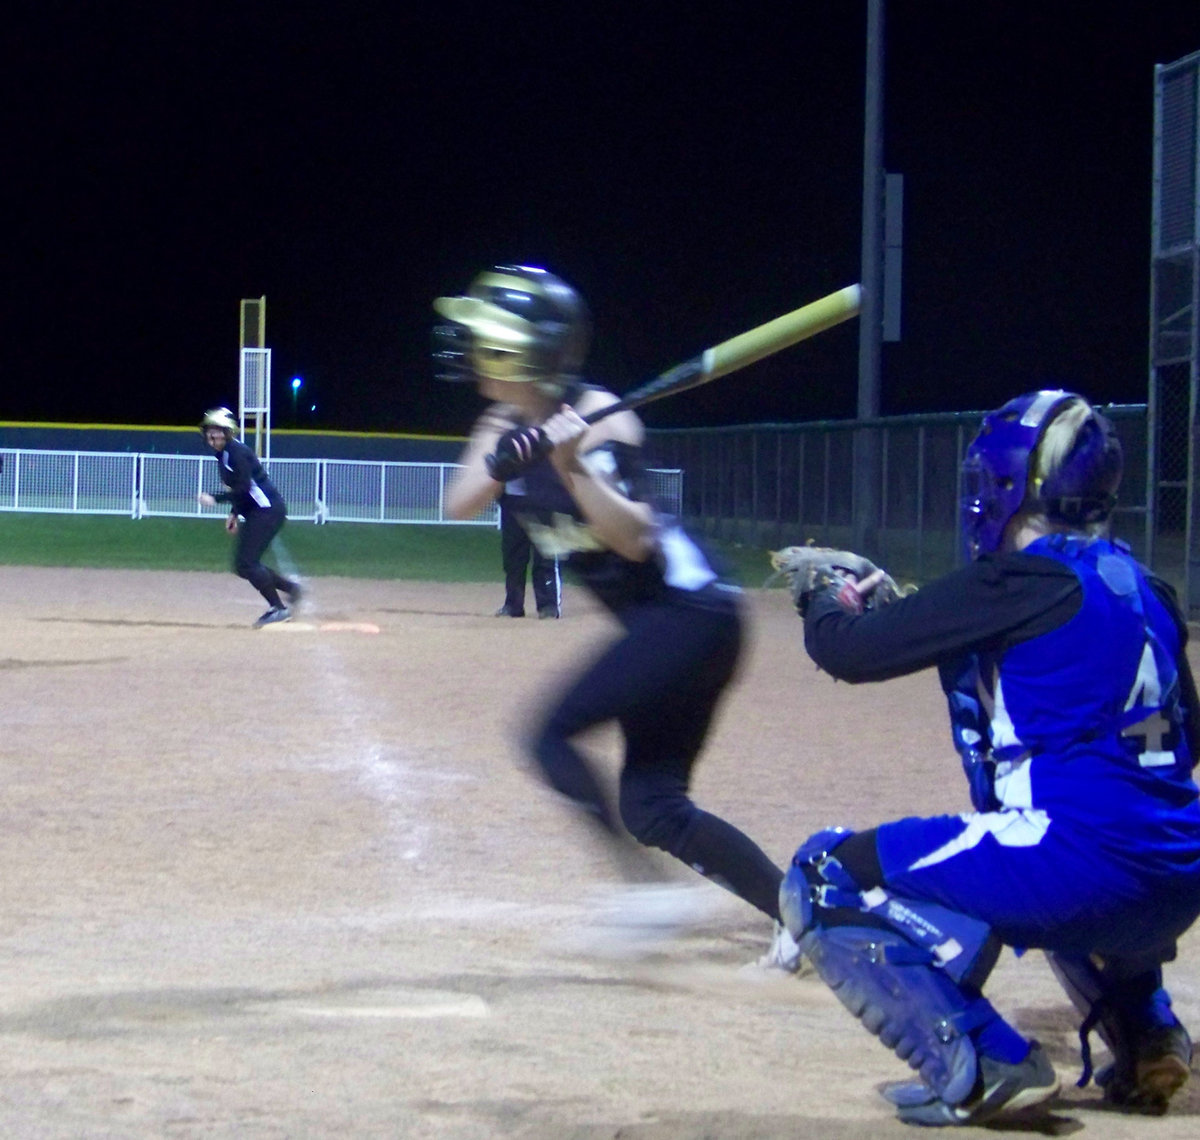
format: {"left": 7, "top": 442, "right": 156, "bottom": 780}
{"left": 961, "top": 389, "right": 1122, "bottom": 560}
{"left": 200, "top": 407, "right": 238, "bottom": 434}
{"left": 431, "top": 264, "right": 591, "bottom": 385}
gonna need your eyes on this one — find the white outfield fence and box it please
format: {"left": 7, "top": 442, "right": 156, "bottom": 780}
{"left": 0, "top": 450, "right": 684, "bottom": 526}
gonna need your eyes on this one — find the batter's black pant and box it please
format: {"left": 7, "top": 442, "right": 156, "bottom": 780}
{"left": 499, "top": 494, "right": 560, "bottom": 616}
{"left": 234, "top": 506, "right": 294, "bottom": 606}
{"left": 529, "top": 595, "right": 783, "bottom": 920}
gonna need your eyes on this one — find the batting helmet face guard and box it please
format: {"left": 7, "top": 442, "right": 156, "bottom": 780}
{"left": 431, "top": 264, "right": 591, "bottom": 385}
{"left": 961, "top": 389, "right": 1122, "bottom": 560}
{"left": 200, "top": 407, "right": 238, "bottom": 435}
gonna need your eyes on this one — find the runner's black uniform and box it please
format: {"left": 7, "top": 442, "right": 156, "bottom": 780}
{"left": 209, "top": 438, "right": 298, "bottom": 611}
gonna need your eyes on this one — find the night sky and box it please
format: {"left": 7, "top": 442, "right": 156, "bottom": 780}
{"left": 6, "top": 2, "right": 1198, "bottom": 434}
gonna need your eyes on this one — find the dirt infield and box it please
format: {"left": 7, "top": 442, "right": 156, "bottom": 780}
{"left": 1, "top": 565, "right": 1197, "bottom": 1139}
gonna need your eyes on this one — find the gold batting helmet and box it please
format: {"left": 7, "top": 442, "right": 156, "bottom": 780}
{"left": 431, "top": 264, "right": 591, "bottom": 385}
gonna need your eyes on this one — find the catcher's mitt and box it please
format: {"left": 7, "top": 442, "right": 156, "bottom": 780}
{"left": 768, "top": 543, "right": 906, "bottom": 617}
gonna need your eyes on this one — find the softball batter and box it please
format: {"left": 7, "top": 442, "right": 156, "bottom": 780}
{"left": 436, "top": 264, "right": 787, "bottom": 944}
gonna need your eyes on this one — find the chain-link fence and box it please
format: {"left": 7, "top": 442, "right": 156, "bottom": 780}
{"left": 648, "top": 405, "right": 1151, "bottom": 587}
{"left": 1150, "top": 50, "right": 1199, "bottom": 613}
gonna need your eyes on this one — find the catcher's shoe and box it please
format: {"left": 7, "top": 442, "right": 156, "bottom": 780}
{"left": 538, "top": 605, "right": 560, "bottom": 619}
{"left": 494, "top": 605, "right": 524, "bottom": 617}
{"left": 254, "top": 605, "right": 293, "bottom": 628}
{"left": 284, "top": 580, "right": 304, "bottom": 610}
{"left": 885, "top": 1042, "right": 1059, "bottom": 1127}
{"left": 1096, "top": 1021, "right": 1192, "bottom": 1113}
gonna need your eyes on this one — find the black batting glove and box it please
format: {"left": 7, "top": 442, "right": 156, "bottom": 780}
{"left": 485, "top": 426, "right": 551, "bottom": 481}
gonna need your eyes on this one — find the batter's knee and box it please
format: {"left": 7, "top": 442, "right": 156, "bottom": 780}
{"left": 527, "top": 717, "right": 560, "bottom": 780}
{"left": 617, "top": 768, "right": 695, "bottom": 853}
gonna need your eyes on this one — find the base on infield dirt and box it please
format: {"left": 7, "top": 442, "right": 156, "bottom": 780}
{"left": 248, "top": 987, "right": 489, "bottom": 1022}
{"left": 256, "top": 620, "right": 381, "bottom": 635}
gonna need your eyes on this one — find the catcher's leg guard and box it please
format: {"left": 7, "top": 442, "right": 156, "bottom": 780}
{"left": 1046, "top": 952, "right": 1192, "bottom": 1112}
{"left": 781, "top": 827, "right": 1005, "bottom": 1109}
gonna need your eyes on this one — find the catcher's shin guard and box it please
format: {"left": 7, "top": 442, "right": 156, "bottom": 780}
{"left": 802, "top": 925, "right": 985, "bottom": 1106}
{"left": 780, "top": 828, "right": 1001, "bottom": 1107}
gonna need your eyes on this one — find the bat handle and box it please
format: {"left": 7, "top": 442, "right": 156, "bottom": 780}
{"left": 484, "top": 356, "right": 706, "bottom": 477}
{"left": 580, "top": 358, "right": 706, "bottom": 426}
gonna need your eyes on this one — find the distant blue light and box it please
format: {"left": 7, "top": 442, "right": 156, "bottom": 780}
{"left": 291, "top": 377, "right": 302, "bottom": 391}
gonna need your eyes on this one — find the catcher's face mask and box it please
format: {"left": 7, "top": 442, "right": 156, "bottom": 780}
{"left": 962, "top": 389, "right": 1123, "bottom": 561}
{"left": 961, "top": 390, "right": 1073, "bottom": 560}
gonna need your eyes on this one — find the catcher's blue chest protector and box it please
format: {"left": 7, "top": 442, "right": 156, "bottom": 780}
{"left": 987, "top": 538, "right": 1200, "bottom": 849}
{"left": 885, "top": 538, "right": 1200, "bottom": 950}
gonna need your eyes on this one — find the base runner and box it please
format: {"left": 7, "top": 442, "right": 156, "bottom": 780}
{"left": 197, "top": 407, "right": 303, "bottom": 628}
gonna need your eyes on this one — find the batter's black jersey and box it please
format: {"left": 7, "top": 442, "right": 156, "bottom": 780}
{"left": 210, "top": 438, "right": 286, "bottom": 516}
{"left": 511, "top": 422, "right": 737, "bottom": 618}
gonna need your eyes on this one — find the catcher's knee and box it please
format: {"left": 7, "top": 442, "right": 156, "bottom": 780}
{"left": 781, "top": 826, "right": 999, "bottom": 985}
{"left": 527, "top": 722, "right": 579, "bottom": 792}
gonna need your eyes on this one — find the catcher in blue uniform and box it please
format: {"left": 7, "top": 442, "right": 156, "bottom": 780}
{"left": 773, "top": 390, "right": 1200, "bottom": 1125}
{"left": 436, "top": 265, "right": 788, "bottom": 951}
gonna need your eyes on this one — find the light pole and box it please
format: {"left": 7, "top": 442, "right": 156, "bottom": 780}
{"left": 291, "top": 377, "right": 302, "bottom": 425}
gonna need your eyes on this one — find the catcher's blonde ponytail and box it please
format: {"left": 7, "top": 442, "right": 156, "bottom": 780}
{"left": 1031, "top": 398, "right": 1092, "bottom": 498}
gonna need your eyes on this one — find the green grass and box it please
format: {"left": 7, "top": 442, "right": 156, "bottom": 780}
{"left": 0, "top": 513, "right": 780, "bottom": 587}
{"left": 0, "top": 514, "right": 506, "bottom": 581}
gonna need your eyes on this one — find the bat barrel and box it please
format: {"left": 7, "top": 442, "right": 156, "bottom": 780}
{"left": 707, "top": 284, "right": 862, "bottom": 381}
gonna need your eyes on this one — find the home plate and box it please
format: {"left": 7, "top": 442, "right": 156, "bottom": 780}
{"left": 258, "top": 621, "right": 380, "bottom": 634}
{"left": 256, "top": 988, "right": 488, "bottom": 1020}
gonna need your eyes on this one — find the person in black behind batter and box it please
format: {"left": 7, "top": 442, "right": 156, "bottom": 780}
{"left": 437, "top": 265, "right": 794, "bottom": 965}
{"left": 496, "top": 476, "right": 562, "bottom": 618}
{"left": 197, "top": 407, "right": 302, "bottom": 628}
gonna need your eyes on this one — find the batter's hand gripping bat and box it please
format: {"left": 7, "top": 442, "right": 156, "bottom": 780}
{"left": 485, "top": 283, "right": 862, "bottom": 481}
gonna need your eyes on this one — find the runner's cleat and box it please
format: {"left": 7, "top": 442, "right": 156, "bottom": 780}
{"left": 254, "top": 605, "right": 292, "bottom": 628}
